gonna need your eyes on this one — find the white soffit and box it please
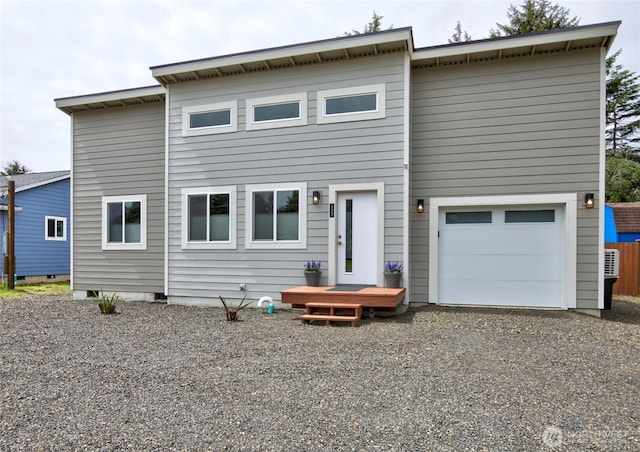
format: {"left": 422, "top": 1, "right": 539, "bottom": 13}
{"left": 55, "top": 85, "right": 166, "bottom": 115}
{"left": 412, "top": 21, "right": 620, "bottom": 68}
{"left": 151, "top": 28, "right": 414, "bottom": 85}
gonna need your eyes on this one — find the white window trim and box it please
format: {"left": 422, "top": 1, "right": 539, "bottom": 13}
{"left": 246, "top": 93, "right": 307, "bottom": 131}
{"left": 428, "top": 193, "right": 577, "bottom": 309}
{"left": 44, "top": 216, "right": 67, "bottom": 241}
{"left": 181, "top": 186, "right": 237, "bottom": 250}
{"left": 245, "top": 182, "right": 307, "bottom": 250}
{"left": 317, "top": 83, "right": 386, "bottom": 124}
{"left": 182, "top": 101, "right": 237, "bottom": 137}
{"left": 101, "top": 195, "right": 147, "bottom": 251}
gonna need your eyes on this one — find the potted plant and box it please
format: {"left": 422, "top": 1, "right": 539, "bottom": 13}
{"left": 304, "top": 260, "right": 322, "bottom": 286}
{"left": 384, "top": 262, "right": 403, "bottom": 288}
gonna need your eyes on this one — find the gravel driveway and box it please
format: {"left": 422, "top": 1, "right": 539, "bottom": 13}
{"left": 1, "top": 294, "right": 639, "bottom": 451}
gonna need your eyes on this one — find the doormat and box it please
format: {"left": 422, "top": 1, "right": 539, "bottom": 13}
{"left": 327, "top": 285, "right": 372, "bottom": 292}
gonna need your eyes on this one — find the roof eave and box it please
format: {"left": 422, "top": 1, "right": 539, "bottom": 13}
{"left": 151, "top": 27, "right": 414, "bottom": 85}
{"left": 412, "top": 21, "right": 620, "bottom": 65}
{"left": 55, "top": 85, "right": 166, "bottom": 115}
{"left": 14, "top": 174, "right": 70, "bottom": 192}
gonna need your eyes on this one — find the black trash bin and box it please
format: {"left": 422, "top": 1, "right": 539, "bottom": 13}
{"left": 604, "top": 277, "right": 618, "bottom": 310}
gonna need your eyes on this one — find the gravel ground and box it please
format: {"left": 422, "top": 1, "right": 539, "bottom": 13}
{"left": 1, "top": 295, "right": 639, "bottom": 451}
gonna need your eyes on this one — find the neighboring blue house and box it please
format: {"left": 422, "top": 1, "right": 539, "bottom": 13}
{"left": 0, "top": 171, "right": 70, "bottom": 283}
{"left": 604, "top": 205, "right": 618, "bottom": 243}
{"left": 606, "top": 203, "right": 640, "bottom": 243}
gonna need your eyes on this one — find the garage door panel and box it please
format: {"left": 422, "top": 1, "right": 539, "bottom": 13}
{"left": 442, "top": 228, "right": 562, "bottom": 256}
{"left": 440, "top": 254, "right": 563, "bottom": 281}
{"left": 438, "top": 204, "right": 564, "bottom": 308}
{"left": 439, "top": 279, "right": 563, "bottom": 307}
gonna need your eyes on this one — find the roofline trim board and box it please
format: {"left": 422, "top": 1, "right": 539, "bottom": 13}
{"left": 412, "top": 21, "right": 619, "bottom": 62}
{"left": 150, "top": 27, "right": 414, "bottom": 77}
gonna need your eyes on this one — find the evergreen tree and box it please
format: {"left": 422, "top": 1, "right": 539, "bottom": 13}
{"left": 344, "top": 10, "right": 391, "bottom": 36}
{"left": 489, "top": 0, "right": 579, "bottom": 37}
{"left": 1, "top": 160, "right": 31, "bottom": 176}
{"left": 606, "top": 50, "right": 640, "bottom": 154}
{"left": 448, "top": 21, "right": 472, "bottom": 43}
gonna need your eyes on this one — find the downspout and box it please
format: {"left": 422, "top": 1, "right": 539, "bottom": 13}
{"left": 164, "top": 85, "right": 170, "bottom": 298}
{"left": 402, "top": 52, "right": 411, "bottom": 304}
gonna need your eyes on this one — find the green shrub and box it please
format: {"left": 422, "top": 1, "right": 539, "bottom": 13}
{"left": 97, "top": 292, "right": 120, "bottom": 314}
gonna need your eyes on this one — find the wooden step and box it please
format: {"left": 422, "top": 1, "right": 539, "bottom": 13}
{"left": 300, "top": 314, "right": 360, "bottom": 326}
{"left": 301, "top": 302, "right": 362, "bottom": 327}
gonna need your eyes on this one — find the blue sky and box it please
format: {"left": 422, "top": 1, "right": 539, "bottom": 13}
{"left": 1, "top": 0, "right": 638, "bottom": 172}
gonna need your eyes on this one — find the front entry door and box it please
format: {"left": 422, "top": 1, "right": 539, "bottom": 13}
{"left": 337, "top": 191, "right": 377, "bottom": 285}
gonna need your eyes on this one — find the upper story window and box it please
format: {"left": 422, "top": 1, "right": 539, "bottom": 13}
{"left": 317, "top": 84, "right": 386, "bottom": 124}
{"left": 245, "top": 182, "right": 307, "bottom": 249}
{"left": 181, "top": 186, "right": 237, "bottom": 249}
{"left": 182, "top": 101, "right": 237, "bottom": 137}
{"left": 102, "top": 195, "right": 147, "bottom": 250}
{"left": 246, "top": 93, "right": 307, "bottom": 131}
{"left": 45, "top": 216, "right": 67, "bottom": 241}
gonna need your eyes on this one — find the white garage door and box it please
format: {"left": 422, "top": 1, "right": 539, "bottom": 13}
{"left": 438, "top": 206, "right": 564, "bottom": 308}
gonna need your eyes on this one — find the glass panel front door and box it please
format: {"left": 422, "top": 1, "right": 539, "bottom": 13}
{"left": 337, "top": 192, "right": 377, "bottom": 285}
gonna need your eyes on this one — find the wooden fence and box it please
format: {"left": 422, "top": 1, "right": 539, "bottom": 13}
{"left": 605, "top": 243, "right": 640, "bottom": 296}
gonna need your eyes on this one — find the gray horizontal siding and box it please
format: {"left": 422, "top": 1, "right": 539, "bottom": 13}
{"left": 167, "top": 53, "right": 407, "bottom": 301}
{"left": 410, "top": 49, "right": 603, "bottom": 309}
{"left": 72, "top": 103, "right": 165, "bottom": 295}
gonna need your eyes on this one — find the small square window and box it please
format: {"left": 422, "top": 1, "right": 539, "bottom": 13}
{"left": 45, "top": 216, "right": 67, "bottom": 241}
{"left": 245, "top": 183, "right": 307, "bottom": 249}
{"left": 102, "top": 195, "right": 147, "bottom": 250}
{"left": 182, "top": 186, "right": 237, "bottom": 250}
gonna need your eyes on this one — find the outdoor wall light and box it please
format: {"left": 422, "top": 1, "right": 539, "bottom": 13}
{"left": 417, "top": 199, "right": 425, "bottom": 213}
{"left": 312, "top": 191, "right": 322, "bottom": 205}
{"left": 584, "top": 193, "right": 595, "bottom": 209}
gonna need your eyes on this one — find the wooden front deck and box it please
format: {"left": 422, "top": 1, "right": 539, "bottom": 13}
{"left": 281, "top": 286, "right": 406, "bottom": 311}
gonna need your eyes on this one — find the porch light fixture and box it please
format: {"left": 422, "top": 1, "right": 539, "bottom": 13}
{"left": 312, "top": 191, "right": 322, "bottom": 205}
{"left": 417, "top": 199, "right": 425, "bottom": 213}
{"left": 584, "top": 193, "right": 595, "bottom": 209}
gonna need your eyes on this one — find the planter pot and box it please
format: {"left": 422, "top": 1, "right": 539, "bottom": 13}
{"left": 384, "top": 272, "right": 402, "bottom": 288}
{"left": 304, "top": 271, "right": 321, "bottom": 287}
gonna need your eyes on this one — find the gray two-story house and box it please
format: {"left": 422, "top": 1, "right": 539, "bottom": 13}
{"left": 56, "top": 21, "right": 619, "bottom": 315}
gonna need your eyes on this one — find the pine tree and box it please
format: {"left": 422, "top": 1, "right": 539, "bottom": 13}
{"left": 606, "top": 50, "right": 640, "bottom": 154}
{"left": 1, "top": 160, "right": 31, "bottom": 176}
{"left": 489, "top": 0, "right": 579, "bottom": 37}
{"left": 344, "top": 11, "right": 391, "bottom": 36}
{"left": 448, "top": 21, "right": 472, "bottom": 43}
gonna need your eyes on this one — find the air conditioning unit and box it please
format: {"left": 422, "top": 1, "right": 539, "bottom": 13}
{"left": 604, "top": 249, "right": 619, "bottom": 278}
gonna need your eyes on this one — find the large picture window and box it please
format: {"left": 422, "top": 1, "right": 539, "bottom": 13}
{"left": 182, "top": 186, "right": 237, "bottom": 249}
{"left": 246, "top": 93, "right": 307, "bottom": 131}
{"left": 182, "top": 101, "right": 237, "bottom": 136}
{"left": 45, "top": 216, "right": 67, "bottom": 241}
{"left": 102, "top": 195, "right": 147, "bottom": 250}
{"left": 245, "top": 183, "right": 307, "bottom": 249}
{"left": 317, "top": 84, "right": 385, "bottom": 124}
